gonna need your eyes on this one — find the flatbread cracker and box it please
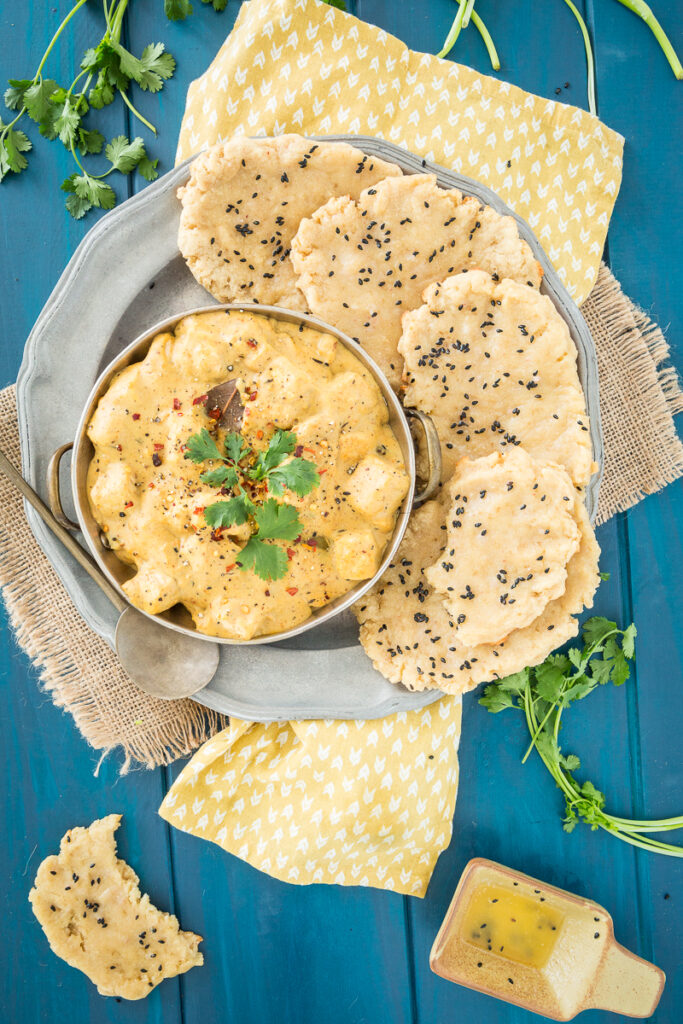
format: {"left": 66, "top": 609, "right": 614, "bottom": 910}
{"left": 291, "top": 174, "right": 542, "bottom": 388}
{"left": 425, "top": 450, "right": 581, "bottom": 646}
{"left": 399, "top": 270, "right": 594, "bottom": 488}
{"left": 29, "top": 815, "right": 203, "bottom": 1000}
{"left": 177, "top": 134, "right": 402, "bottom": 309}
{"left": 355, "top": 453, "right": 599, "bottom": 694}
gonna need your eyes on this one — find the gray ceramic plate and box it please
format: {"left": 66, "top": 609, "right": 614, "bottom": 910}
{"left": 16, "top": 135, "right": 602, "bottom": 721}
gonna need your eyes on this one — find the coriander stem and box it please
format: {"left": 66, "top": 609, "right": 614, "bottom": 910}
{"left": 35, "top": 0, "right": 90, "bottom": 79}
{"left": 1, "top": 107, "right": 28, "bottom": 138}
{"left": 461, "top": 0, "right": 476, "bottom": 30}
{"left": 606, "top": 815, "right": 683, "bottom": 831}
{"left": 615, "top": 0, "right": 683, "bottom": 79}
{"left": 521, "top": 692, "right": 562, "bottom": 763}
{"left": 470, "top": 9, "right": 501, "bottom": 71}
{"left": 437, "top": 0, "right": 470, "bottom": 59}
{"left": 561, "top": 0, "right": 597, "bottom": 115}
{"left": 119, "top": 88, "right": 157, "bottom": 134}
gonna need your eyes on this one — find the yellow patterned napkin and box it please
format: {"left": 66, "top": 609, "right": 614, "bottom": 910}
{"left": 162, "top": 0, "right": 625, "bottom": 894}
{"left": 176, "top": 0, "right": 624, "bottom": 303}
{"left": 159, "top": 700, "right": 461, "bottom": 896}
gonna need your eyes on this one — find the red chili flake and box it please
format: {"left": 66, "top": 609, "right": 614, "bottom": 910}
{"left": 249, "top": 391, "right": 258, "bottom": 402}
{"left": 208, "top": 407, "right": 222, "bottom": 420}
{"left": 148, "top": 483, "right": 155, "bottom": 489}
{"left": 256, "top": 429, "right": 264, "bottom": 440}
{"left": 210, "top": 528, "right": 224, "bottom": 541}
{"left": 318, "top": 467, "right": 328, "bottom": 474}
{"left": 152, "top": 452, "right": 162, "bottom": 467}
{"left": 124, "top": 501, "right": 134, "bottom": 509}
{"left": 286, "top": 587, "right": 298, "bottom": 596}
{"left": 173, "top": 398, "right": 182, "bottom": 410}
{"left": 264, "top": 589, "right": 270, "bottom": 597}
{"left": 193, "top": 506, "right": 205, "bottom": 515}
{"left": 294, "top": 445, "right": 303, "bottom": 457}
{"left": 247, "top": 339, "right": 258, "bottom": 349}
{"left": 286, "top": 548, "right": 295, "bottom": 559}
{"left": 115, "top": 444, "right": 122, "bottom": 452}
{"left": 192, "top": 394, "right": 208, "bottom": 406}
{"left": 131, "top": 413, "right": 140, "bottom": 421}
{"left": 225, "top": 564, "right": 236, "bottom": 572}
{"left": 153, "top": 443, "right": 164, "bottom": 451}
{"left": 303, "top": 446, "right": 315, "bottom": 454}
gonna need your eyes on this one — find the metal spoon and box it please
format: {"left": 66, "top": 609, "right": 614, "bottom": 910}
{"left": 0, "top": 448, "right": 220, "bottom": 700}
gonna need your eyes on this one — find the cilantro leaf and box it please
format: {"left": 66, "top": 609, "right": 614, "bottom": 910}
{"left": 478, "top": 685, "right": 518, "bottom": 713}
{"left": 184, "top": 428, "right": 222, "bottom": 463}
{"left": 251, "top": 429, "right": 297, "bottom": 478}
{"left": 76, "top": 127, "right": 104, "bottom": 156}
{"left": 236, "top": 537, "right": 289, "bottom": 581}
{"left": 269, "top": 457, "right": 320, "bottom": 498}
{"left": 105, "top": 134, "right": 146, "bottom": 173}
{"left": 23, "top": 78, "right": 59, "bottom": 123}
{"left": 202, "top": 0, "right": 229, "bottom": 9}
{"left": 89, "top": 71, "right": 116, "bottom": 109}
{"left": 200, "top": 465, "right": 238, "bottom": 488}
{"left": 60, "top": 172, "right": 115, "bottom": 218}
{"left": 112, "top": 41, "right": 176, "bottom": 93}
{"left": 4, "top": 79, "right": 32, "bottom": 110}
{"left": 166, "top": 0, "right": 194, "bottom": 18}
{"left": 0, "top": 121, "right": 31, "bottom": 179}
{"left": 253, "top": 499, "right": 302, "bottom": 541}
{"left": 534, "top": 656, "right": 570, "bottom": 703}
{"left": 54, "top": 97, "right": 82, "bottom": 147}
{"left": 582, "top": 616, "right": 617, "bottom": 649}
{"left": 622, "top": 623, "right": 637, "bottom": 660}
{"left": 224, "top": 432, "right": 248, "bottom": 464}
{"left": 204, "top": 496, "right": 252, "bottom": 528}
{"left": 137, "top": 155, "right": 159, "bottom": 181}
{"left": 323, "top": 0, "right": 348, "bottom": 9}
{"left": 560, "top": 753, "right": 581, "bottom": 771}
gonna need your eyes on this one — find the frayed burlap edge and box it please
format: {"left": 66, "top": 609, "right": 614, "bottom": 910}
{"left": 585, "top": 264, "right": 683, "bottom": 525}
{"left": 0, "top": 384, "right": 226, "bottom": 772}
{"left": 0, "top": 263, "right": 680, "bottom": 770}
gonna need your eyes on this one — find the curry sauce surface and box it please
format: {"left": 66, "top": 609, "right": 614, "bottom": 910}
{"left": 87, "top": 311, "right": 409, "bottom": 639}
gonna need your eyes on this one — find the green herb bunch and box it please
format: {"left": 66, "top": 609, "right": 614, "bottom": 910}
{"left": 0, "top": 0, "right": 227, "bottom": 217}
{"left": 480, "top": 617, "right": 683, "bottom": 857}
{"left": 184, "top": 427, "right": 321, "bottom": 582}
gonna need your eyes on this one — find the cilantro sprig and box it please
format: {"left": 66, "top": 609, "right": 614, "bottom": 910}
{"left": 184, "top": 427, "right": 321, "bottom": 582}
{"left": 480, "top": 617, "right": 683, "bottom": 857}
{"left": 1, "top": 0, "right": 227, "bottom": 217}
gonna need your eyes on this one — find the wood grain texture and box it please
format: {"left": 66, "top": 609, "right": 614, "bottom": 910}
{"left": 0, "top": 2, "right": 681, "bottom": 1022}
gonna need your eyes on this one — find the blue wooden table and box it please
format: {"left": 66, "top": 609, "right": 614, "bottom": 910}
{"left": 1, "top": 2, "right": 681, "bottom": 1021}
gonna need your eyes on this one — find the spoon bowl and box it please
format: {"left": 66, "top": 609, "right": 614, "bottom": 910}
{"left": 115, "top": 606, "right": 221, "bottom": 700}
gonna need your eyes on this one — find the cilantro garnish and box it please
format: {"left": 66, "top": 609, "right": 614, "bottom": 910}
{"left": 1, "top": 0, "right": 228, "bottom": 216}
{"left": 184, "top": 426, "right": 320, "bottom": 582}
{"left": 480, "top": 617, "right": 683, "bottom": 856}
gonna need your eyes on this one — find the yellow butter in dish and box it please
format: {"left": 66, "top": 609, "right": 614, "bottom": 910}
{"left": 430, "top": 858, "right": 664, "bottom": 1020}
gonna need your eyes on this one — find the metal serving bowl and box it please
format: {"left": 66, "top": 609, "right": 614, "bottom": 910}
{"left": 48, "top": 304, "right": 441, "bottom": 646}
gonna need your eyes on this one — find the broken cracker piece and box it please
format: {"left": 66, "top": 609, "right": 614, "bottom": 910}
{"left": 29, "top": 814, "right": 203, "bottom": 1000}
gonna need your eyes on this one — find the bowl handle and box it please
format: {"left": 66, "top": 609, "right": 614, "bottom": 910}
{"left": 404, "top": 408, "right": 442, "bottom": 506}
{"left": 47, "top": 442, "right": 80, "bottom": 531}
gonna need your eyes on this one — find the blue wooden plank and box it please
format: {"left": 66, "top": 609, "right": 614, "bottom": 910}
{"left": 589, "top": 4, "right": 683, "bottom": 1021}
{"left": 163, "top": 767, "right": 416, "bottom": 1024}
{"left": 0, "top": 3, "right": 182, "bottom": 1022}
{"left": 0, "top": 617, "right": 184, "bottom": 1024}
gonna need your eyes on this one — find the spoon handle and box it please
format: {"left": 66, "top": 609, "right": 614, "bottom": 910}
{"left": 0, "top": 448, "right": 126, "bottom": 613}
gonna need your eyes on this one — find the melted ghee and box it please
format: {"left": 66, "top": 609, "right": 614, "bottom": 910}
{"left": 461, "top": 883, "right": 564, "bottom": 968}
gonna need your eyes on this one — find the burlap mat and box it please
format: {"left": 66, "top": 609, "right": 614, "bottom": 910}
{"left": 0, "top": 263, "right": 681, "bottom": 769}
